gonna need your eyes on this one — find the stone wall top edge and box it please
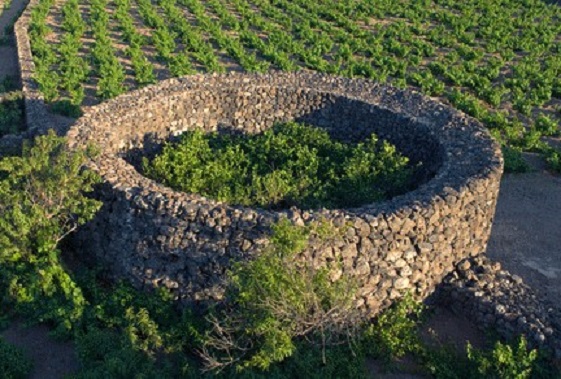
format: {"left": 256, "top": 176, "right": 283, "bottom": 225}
{"left": 100, "top": 154, "right": 500, "bottom": 224}
{"left": 68, "top": 73, "right": 502, "bottom": 222}
{"left": 73, "top": 73, "right": 495, "bottom": 149}
{"left": 12, "top": 0, "right": 53, "bottom": 135}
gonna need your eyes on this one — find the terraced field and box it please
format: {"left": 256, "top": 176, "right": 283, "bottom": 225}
{"left": 29, "top": 0, "right": 561, "bottom": 168}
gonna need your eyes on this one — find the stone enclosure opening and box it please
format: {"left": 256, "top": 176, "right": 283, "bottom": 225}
{"left": 68, "top": 72, "right": 503, "bottom": 316}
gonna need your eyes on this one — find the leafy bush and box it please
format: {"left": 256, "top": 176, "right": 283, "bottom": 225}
{"left": 50, "top": 99, "right": 83, "bottom": 118}
{"left": 200, "top": 219, "right": 361, "bottom": 372}
{"left": 0, "top": 92, "right": 24, "bottom": 137}
{"left": 73, "top": 327, "right": 187, "bottom": 379}
{"left": 534, "top": 114, "right": 559, "bottom": 137}
{"left": 0, "top": 131, "right": 101, "bottom": 334}
{"left": 0, "top": 76, "right": 19, "bottom": 93}
{"left": 223, "top": 341, "right": 368, "bottom": 379}
{"left": 467, "top": 336, "right": 537, "bottom": 379}
{"left": 144, "top": 122, "right": 417, "bottom": 209}
{"left": 545, "top": 148, "right": 561, "bottom": 173}
{"left": 68, "top": 271, "right": 203, "bottom": 378}
{"left": 0, "top": 338, "right": 33, "bottom": 379}
{"left": 362, "top": 293, "right": 423, "bottom": 361}
{"left": 421, "top": 343, "right": 472, "bottom": 379}
{"left": 502, "top": 146, "right": 531, "bottom": 173}
{"left": 420, "top": 334, "right": 544, "bottom": 379}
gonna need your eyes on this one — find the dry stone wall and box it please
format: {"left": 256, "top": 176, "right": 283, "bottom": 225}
{"left": 0, "top": 0, "right": 56, "bottom": 156}
{"left": 436, "top": 256, "right": 561, "bottom": 359}
{"left": 5, "top": 0, "right": 559, "bottom": 351}
{"left": 68, "top": 72, "right": 503, "bottom": 317}
{"left": 13, "top": 0, "right": 52, "bottom": 132}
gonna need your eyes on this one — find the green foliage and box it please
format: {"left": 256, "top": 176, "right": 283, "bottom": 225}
{"left": 25, "top": 0, "right": 561, "bottom": 171}
{"left": 544, "top": 148, "right": 561, "bottom": 173}
{"left": 201, "top": 219, "right": 360, "bottom": 372}
{"left": 0, "top": 338, "right": 33, "bottom": 379}
{"left": 421, "top": 343, "right": 472, "bottom": 379}
{"left": 91, "top": 0, "right": 126, "bottom": 99}
{"left": 362, "top": 293, "right": 423, "bottom": 361}
{"left": 57, "top": 0, "right": 88, "bottom": 106}
{"left": 534, "top": 114, "right": 559, "bottom": 137}
{"left": 0, "top": 131, "right": 101, "bottom": 334}
{"left": 502, "top": 146, "right": 531, "bottom": 174}
{"left": 50, "top": 99, "right": 83, "bottom": 118}
{"left": 419, "top": 335, "right": 545, "bottom": 379}
{"left": 222, "top": 341, "right": 368, "bottom": 379}
{"left": 0, "top": 92, "right": 24, "bottom": 137}
{"left": 467, "top": 336, "right": 537, "bottom": 379}
{"left": 73, "top": 327, "right": 191, "bottom": 379}
{"left": 0, "top": 76, "right": 19, "bottom": 94}
{"left": 144, "top": 122, "right": 416, "bottom": 209}
{"left": 65, "top": 271, "right": 203, "bottom": 378}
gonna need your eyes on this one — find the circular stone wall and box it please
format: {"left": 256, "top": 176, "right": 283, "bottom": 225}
{"left": 68, "top": 72, "right": 503, "bottom": 315}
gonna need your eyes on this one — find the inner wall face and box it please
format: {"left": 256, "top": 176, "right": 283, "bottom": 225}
{"left": 124, "top": 88, "right": 443, "bottom": 185}
{"left": 68, "top": 73, "right": 502, "bottom": 317}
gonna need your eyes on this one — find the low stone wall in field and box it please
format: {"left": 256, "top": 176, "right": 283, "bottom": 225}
{"left": 436, "top": 256, "right": 561, "bottom": 359}
{"left": 0, "top": 0, "right": 56, "bottom": 157}
{"left": 68, "top": 72, "right": 503, "bottom": 316}
{"left": 13, "top": 0, "right": 51, "bottom": 133}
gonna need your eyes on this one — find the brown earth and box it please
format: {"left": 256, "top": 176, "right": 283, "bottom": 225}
{"left": 0, "top": 0, "right": 27, "bottom": 83}
{"left": 1, "top": 322, "right": 80, "bottom": 379}
{"left": 486, "top": 161, "right": 561, "bottom": 308}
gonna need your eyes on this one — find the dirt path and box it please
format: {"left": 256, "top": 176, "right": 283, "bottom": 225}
{"left": 0, "top": 45, "right": 18, "bottom": 80}
{"left": 1, "top": 322, "right": 80, "bottom": 378}
{"left": 0, "top": 0, "right": 27, "bottom": 35}
{"left": 0, "top": 0, "right": 27, "bottom": 83}
{"left": 487, "top": 169, "right": 561, "bottom": 306}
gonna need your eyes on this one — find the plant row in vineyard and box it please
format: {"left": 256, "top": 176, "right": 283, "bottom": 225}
{"left": 157, "top": 0, "right": 223, "bottom": 72}
{"left": 58, "top": 0, "right": 88, "bottom": 105}
{"left": 91, "top": 0, "right": 126, "bottom": 99}
{"left": 114, "top": 0, "right": 156, "bottom": 86}
{"left": 27, "top": 0, "right": 561, "bottom": 169}
{"left": 29, "top": 0, "right": 58, "bottom": 102}
{"left": 136, "top": 0, "right": 196, "bottom": 77}
{"left": 180, "top": 0, "right": 269, "bottom": 72}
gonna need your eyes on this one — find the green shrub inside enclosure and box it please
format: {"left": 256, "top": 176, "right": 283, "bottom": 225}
{"left": 143, "top": 122, "right": 419, "bottom": 209}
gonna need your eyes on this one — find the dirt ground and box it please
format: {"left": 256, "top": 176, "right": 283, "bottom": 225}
{"left": 2, "top": 322, "right": 80, "bottom": 379}
{"left": 0, "top": 45, "right": 18, "bottom": 79}
{"left": 0, "top": 0, "right": 27, "bottom": 34}
{"left": 1, "top": 305, "right": 487, "bottom": 379}
{"left": 487, "top": 159, "right": 561, "bottom": 306}
{"left": 0, "top": 0, "right": 27, "bottom": 82}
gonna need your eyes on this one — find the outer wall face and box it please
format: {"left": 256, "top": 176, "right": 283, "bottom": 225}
{"left": 68, "top": 72, "right": 503, "bottom": 316}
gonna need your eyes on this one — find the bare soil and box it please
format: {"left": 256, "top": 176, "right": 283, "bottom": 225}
{"left": 0, "top": 44, "right": 18, "bottom": 80}
{"left": 1, "top": 321, "right": 80, "bottom": 379}
{"left": 366, "top": 307, "right": 488, "bottom": 378}
{"left": 0, "top": 0, "right": 27, "bottom": 36}
{"left": 487, "top": 162, "right": 561, "bottom": 306}
{"left": 0, "top": 0, "right": 27, "bottom": 83}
